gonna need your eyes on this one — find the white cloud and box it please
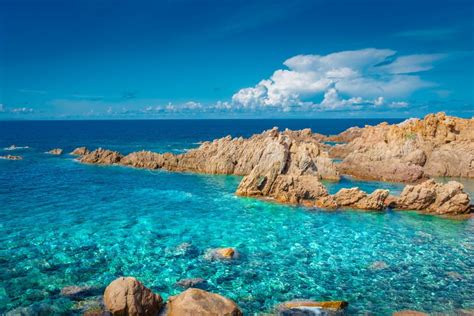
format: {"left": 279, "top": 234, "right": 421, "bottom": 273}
{"left": 0, "top": 104, "right": 35, "bottom": 114}
{"left": 231, "top": 48, "right": 442, "bottom": 111}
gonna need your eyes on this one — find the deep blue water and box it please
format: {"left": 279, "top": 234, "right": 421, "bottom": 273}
{"left": 0, "top": 120, "right": 473, "bottom": 315}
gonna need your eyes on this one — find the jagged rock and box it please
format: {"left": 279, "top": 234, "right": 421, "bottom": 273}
{"left": 47, "top": 148, "right": 63, "bottom": 155}
{"left": 80, "top": 148, "right": 123, "bottom": 165}
{"left": 334, "top": 113, "right": 474, "bottom": 181}
{"left": 167, "top": 288, "right": 242, "bottom": 316}
{"left": 71, "top": 147, "right": 90, "bottom": 156}
{"left": 103, "top": 277, "right": 163, "bottom": 316}
{"left": 0, "top": 155, "right": 22, "bottom": 160}
{"left": 327, "top": 126, "right": 363, "bottom": 143}
{"left": 120, "top": 151, "right": 164, "bottom": 169}
{"left": 395, "top": 179, "right": 471, "bottom": 215}
{"left": 315, "top": 188, "right": 389, "bottom": 210}
{"left": 204, "top": 247, "right": 239, "bottom": 260}
{"left": 276, "top": 300, "right": 349, "bottom": 315}
{"left": 175, "top": 277, "right": 207, "bottom": 289}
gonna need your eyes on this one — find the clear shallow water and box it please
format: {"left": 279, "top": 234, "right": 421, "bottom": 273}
{"left": 0, "top": 120, "right": 473, "bottom": 315}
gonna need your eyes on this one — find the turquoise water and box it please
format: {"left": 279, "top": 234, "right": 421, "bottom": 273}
{"left": 1, "top": 120, "right": 473, "bottom": 315}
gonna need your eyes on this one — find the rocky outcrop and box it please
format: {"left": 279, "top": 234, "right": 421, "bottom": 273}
{"left": 0, "top": 155, "right": 22, "bottom": 160}
{"left": 316, "top": 188, "right": 389, "bottom": 210}
{"left": 327, "top": 126, "right": 363, "bottom": 143}
{"left": 395, "top": 179, "right": 471, "bottom": 215}
{"left": 167, "top": 288, "right": 242, "bottom": 316}
{"left": 71, "top": 147, "right": 90, "bottom": 156}
{"left": 47, "top": 148, "right": 63, "bottom": 155}
{"left": 204, "top": 247, "right": 240, "bottom": 260}
{"left": 333, "top": 113, "right": 474, "bottom": 182}
{"left": 80, "top": 148, "right": 123, "bottom": 165}
{"left": 103, "top": 277, "right": 163, "bottom": 316}
{"left": 276, "top": 300, "right": 348, "bottom": 315}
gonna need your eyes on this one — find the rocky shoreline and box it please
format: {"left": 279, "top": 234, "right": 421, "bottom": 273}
{"left": 72, "top": 112, "right": 472, "bottom": 216}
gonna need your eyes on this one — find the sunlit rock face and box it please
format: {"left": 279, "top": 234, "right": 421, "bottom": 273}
{"left": 332, "top": 112, "right": 474, "bottom": 182}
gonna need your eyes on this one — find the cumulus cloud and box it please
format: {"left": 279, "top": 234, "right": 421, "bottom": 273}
{"left": 231, "top": 48, "right": 442, "bottom": 111}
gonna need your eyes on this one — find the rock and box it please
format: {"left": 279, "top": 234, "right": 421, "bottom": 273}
{"left": 205, "top": 247, "right": 239, "bottom": 260}
{"left": 6, "top": 303, "right": 58, "bottom": 315}
{"left": 175, "top": 278, "right": 207, "bottom": 289}
{"left": 334, "top": 113, "right": 474, "bottom": 181}
{"left": 369, "top": 261, "right": 389, "bottom": 270}
{"left": 276, "top": 300, "right": 349, "bottom": 315}
{"left": 315, "top": 188, "right": 389, "bottom": 210}
{"left": 60, "top": 285, "right": 96, "bottom": 299}
{"left": 327, "top": 126, "right": 363, "bottom": 143}
{"left": 103, "top": 277, "right": 163, "bottom": 316}
{"left": 0, "top": 155, "right": 22, "bottom": 160}
{"left": 167, "top": 288, "right": 242, "bottom": 316}
{"left": 80, "top": 148, "right": 123, "bottom": 165}
{"left": 392, "top": 311, "right": 428, "bottom": 316}
{"left": 47, "top": 148, "right": 63, "bottom": 155}
{"left": 71, "top": 147, "right": 90, "bottom": 156}
{"left": 170, "top": 242, "right": 199, "bottom": 257}
{"left": 395, "top": 179, "right": 471, "bottom": 215}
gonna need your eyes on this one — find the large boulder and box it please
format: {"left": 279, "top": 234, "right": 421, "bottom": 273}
{"left": 103, "top": 277, "right": 163, "bottom": 316}
{"left": 396, "top": 179, "right": 471, "bottom": 215}
{"left": 167, "top": 288, "right": 242, "bottom": 316}
{"left": 276, "top": 300, "right": 349, "bottom": 315}
{"left": 315, "top": 188, "right": 389, "bottom": 210}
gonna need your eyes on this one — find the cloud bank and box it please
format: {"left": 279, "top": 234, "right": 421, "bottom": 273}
{"left": 231, "top": 48, "right": 443, "bottom": 111}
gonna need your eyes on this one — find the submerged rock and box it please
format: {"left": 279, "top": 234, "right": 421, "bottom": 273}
{"left": 71, "top": 147, "right": 90, "bottom": 156}
{"left": 47, "top": 148, "right": 63, "bottom": 155}
{"left": 395, "top": 179, "right": 471, "bottom": 215}
{"left": 0, "top": 155, "right": 22, "bottom": 160}
{"left": 167, "top": 288, "right": 242, "bottom": 316}
{"left": 392, "top": 311, "right": 428, "bottom": 316}
{"left": 276, "top": 300, "right": 349, "bottom": 315}
{"left": 60, "top": 285, "right": 96, "bottom": 299}
{"left": 369, "top": 261, "right": 389, "bottom": 270}
{"left": 205, "top": 247, "right": 240, "bottom": 260}
{"left": 175, "top": 277, "right": 207, "bottom": 289}
{"left": 103, "top": 277, "right": 163, "bottom": 316}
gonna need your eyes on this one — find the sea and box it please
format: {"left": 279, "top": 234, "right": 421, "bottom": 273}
{"left": 0, "top": 119, "right": 473, "bottom": 315}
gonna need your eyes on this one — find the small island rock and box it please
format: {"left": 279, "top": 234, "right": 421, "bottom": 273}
{"left": 47, "top": 148, "right": 63, "bottom": 155}
{"left": 71, "top": 146, "right": 90, "bottom": 156}
{"left": 0, "top": 155, "right": 22, "bottom": 160}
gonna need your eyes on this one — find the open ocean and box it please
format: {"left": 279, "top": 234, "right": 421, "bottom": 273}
{"left": 1, "top": 119, "right": 473, "bottom": 314}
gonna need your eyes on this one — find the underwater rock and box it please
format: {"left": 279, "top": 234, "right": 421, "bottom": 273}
{"left": 167, "top": 288, "right": 242, "bottom": 316}
{"left": 103, "top": 277, "right": 163, "bottom": 316}
{"left": 0, "top": 155, "right": 22, "bottom": 160}
{"left": 369, "top": 261, "right": 389, "bottom": 270}
{"left": 47, "top": 148, "right": 63, "bottom": 155}
{"left": 334, "top": 113, "right": 474, "bottom": 182}
{"left": 80, "top": 148, "right": 123, "bottom": 165}
{"left": 60, "top": 285, "right": 96, "bottom": 300}
{"left": 392, "top": 311, "right": 428, "bottom": 316}
{"left": 395, "top": 179, "right": 471, "bottom": 215}
{"left": 276, "top": 300, "right": 349, "bottom": 315}
{"left": 71, "top": 147, "right": 90, "bottom": 156}
{"left": 205, "top": 247, "right": 240, "bottom": 260}
{"left": 175, "top": 277, "right": 207, "bottom": 289}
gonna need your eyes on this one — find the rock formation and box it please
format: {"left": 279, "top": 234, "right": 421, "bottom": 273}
{"left": 276, "top": 300, "right": 348, "bottom": 315}
{"left": 332, "top": 113, "right": 474, "bottom": 182}
{"left": 103, "top": 277, "right": 163, "bottom": 316}
{"left": 395, "top": 179, "right": 471, "bottom": 215}
{"left": 315, "top": 188, "right": 389, "bottom": 210}
{"left": 80, "top": 148, "right": 123, "bottom": 165}
{"left": 71, "top": 147, "right": 90, "bottom": 156}
{"left": 0, "top": 155, "right": 22, "bottom": 160}
{"left": 167, "top": 288, "right": 242, "bottom": 316}
{"left": 47, "top": 148, "right": 63, "bottom": 155}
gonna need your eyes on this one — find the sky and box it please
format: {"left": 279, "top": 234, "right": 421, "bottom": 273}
{"left": 0, "top": 0, "right": 473, "bottom": 119}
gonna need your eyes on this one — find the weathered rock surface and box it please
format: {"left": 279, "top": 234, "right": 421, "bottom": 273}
{"left": 276, "top": 300, "right": 348, "bottom": 315}
{"left": 315, "top": 188, "right": 389, "bottom": 210}
{"left": 333, "top": 113, "right": 474, "bottom": 182}
{"left": 167, "top": 288, "right": 242, "bottom": 316}
{"left": 80, "top": 148, "right": 123, "bottom": 165}
{"left": 0, "top": 155, "right": 22, "bottom": 160}
{"left": 71, "top": 147, "right": 90, "bottom": 155}
{"left": 47, "top": 148, "right": 63, "bottom": 155}
{"left": 395, "top": 179, "right": 471, "bottom": 215}
{"left": 327, "top": 126, "right": 363, "bottom": 143}
{"left": 204, "top": 247, "right": 239, "bottom": 260}
{"left": 103, "top": 277, "right": 163, "bottom": 316}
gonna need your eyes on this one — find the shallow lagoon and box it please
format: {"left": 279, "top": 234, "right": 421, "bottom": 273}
{"left": 0, "top": 120, "right": 473, "bottom": 314}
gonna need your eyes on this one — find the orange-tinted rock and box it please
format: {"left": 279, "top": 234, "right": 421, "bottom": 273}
{"left": 71, "top": 147, "right": 90, "bottom": 156}
{"left": 276, "top": 300, "right": 348, "bottom": 314}
{"left": 103, "top": 277, "right": 163, "bottom": 316}
{"left": 167, "top": 288, "right": 242, "bottom": 316}
{"left": 205, "top": 247, "right": 239, "bottom": 260}
{"left": 80, "top": 148, "right": 123, "bottom": 165}
{"left": 392, "top": 310, "right": 428, "bottom": 316}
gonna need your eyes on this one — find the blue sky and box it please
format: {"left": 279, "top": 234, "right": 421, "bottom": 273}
{"left": 0, "top": 0, "right": 473, "bottom": 119}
